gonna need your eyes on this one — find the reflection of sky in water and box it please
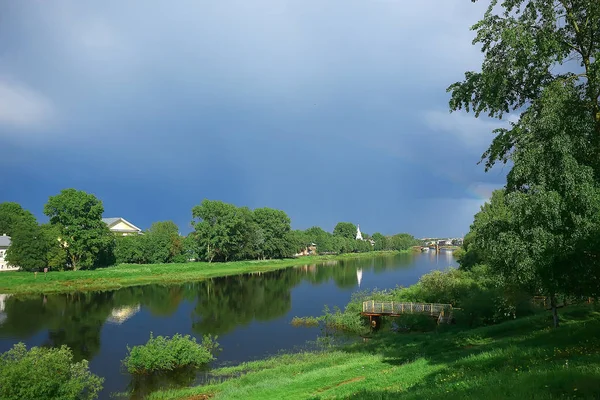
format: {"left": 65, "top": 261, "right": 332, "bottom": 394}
{"left": 0, "top": 253, "right": 457, "bottom": 399}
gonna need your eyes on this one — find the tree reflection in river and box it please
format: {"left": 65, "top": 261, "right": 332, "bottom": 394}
{"left": 191, "top": 268, "right": 302, "bottom": 335}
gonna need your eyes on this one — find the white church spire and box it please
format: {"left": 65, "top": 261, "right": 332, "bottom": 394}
{"left": 356, "top": 224, "right": 363, "bottom": 240}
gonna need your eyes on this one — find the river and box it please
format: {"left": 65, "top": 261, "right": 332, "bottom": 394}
{"left": 0, "top": 250, "right": 457, "bottom": 399}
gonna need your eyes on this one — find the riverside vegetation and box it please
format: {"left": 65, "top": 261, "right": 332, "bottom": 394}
{"left": 0, "top": 193, "right": 420, "bottom": 294}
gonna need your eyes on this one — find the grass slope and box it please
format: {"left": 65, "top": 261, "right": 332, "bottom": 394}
{"left": 151, "top": 305, "right": 600, "bottom": 400}
{"left": 0, "top": 251, "right": 402, "bottom": 295}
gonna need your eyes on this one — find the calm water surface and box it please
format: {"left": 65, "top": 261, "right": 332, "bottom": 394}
{"left": 0, "top": 251, "right": 456, "bottom": 399}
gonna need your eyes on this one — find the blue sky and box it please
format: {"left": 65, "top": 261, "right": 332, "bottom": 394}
{"left": 0, "top": 0, "right": 508, "bottom": 237}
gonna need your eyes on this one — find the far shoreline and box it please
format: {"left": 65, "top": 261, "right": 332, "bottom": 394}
{"left": 0, "top": 250, "right": 414, "bottom": 296}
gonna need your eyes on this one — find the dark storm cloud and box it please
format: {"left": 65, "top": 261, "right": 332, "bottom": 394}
{"left": 0, "top": 0, "right": 505, "bottom": 237}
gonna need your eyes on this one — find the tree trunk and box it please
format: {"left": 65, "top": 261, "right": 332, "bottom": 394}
{"left": 550, "top": 294, "right": 560, "bottom": 328}
{"left": 70, "top": 254, "right": 78, "bottom": 271}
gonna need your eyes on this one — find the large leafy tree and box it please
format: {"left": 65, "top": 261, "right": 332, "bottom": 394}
{"left": 469, "top": 83, "right": 600, "bottom": 327}
{"left": 191, "top": 200, "right": 255, "bottom": 262}
{"left": 451, "top": 1, "right": 600, "bottom": 327}
{"left": 5, "top": 222, "right": 48, "bottom": 272}
{"left": 252, "top": 208, "right": 294, "bottom": 259}
{"left": 43, "top": 189, "right": 114, "bottom": 270}
{"left": 145, "top": 221, "right": 183, "bottom": 263}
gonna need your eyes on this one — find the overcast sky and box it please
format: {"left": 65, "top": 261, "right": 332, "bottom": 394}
{"left": 0, "top": 0, "right": 508, "bottom": 237}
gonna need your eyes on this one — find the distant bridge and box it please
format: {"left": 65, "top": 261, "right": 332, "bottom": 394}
{"left": 361, "top": 301, "right": 454, "bottom": 325}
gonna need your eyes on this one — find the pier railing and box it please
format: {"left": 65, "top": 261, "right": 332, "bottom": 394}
{"left": 362, "top": 301, "right": 453, "bottom": 316}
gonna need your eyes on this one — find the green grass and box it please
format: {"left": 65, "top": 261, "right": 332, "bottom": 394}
{"left": 0, "top": 251, "right": 405, "bottom": 295}
{"left": 150, "top": 305, "right": 600, "bottom": 400}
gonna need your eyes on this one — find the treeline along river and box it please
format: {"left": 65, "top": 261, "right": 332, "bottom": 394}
{"left": 0, "top": 251, "right": 457, "bottom": 399}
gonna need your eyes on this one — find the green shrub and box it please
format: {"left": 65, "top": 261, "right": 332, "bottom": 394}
{"left": 321, "top": 305, "right": 369, "bottom": 335}
{"left": 395, "top": 313, "right": 438, "bottom": 332}
{"left": 123, "top": 333, "right": 219, "bottom": 374}
{"left": 0, "top": 343, "right": 103, "bottom": 400}
{"left": 291, "top": 316, "right": 320, "bottom": 327}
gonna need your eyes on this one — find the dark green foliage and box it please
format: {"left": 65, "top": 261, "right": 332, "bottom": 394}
{"left": 44, "top": 189, "right": 114, "bottom": 270}
{"left": 395, "top": 313, "right": 438, "bottom": 332}
{"left": 370, "top": 232, "right": 418, "bottom": 252}
{"left": 41, "top": 223, "right": 68, "bottom": 270}
{"left": 304, "top": 226, "right": 336, "bottom": 253}
{"left": 115, "top": 234, "right": 147, "bottom": 264}
{"left": 123, "top": 333, "right": 219, "bottom": 374}
{"left": 145, "top": 221, "right": 184, "bottom": 264}
{"left": 388, "top": 233, "right": 419, "bottom": 251}
{"left": 191, "top": 200, "right": 256, "bottom": 262}
{"left": 448, "top": 0, "right": 600, "bottom": 171}
{"left": 0, "top": 343, "right": 103, "bottom": 400}
{"left": 0, "top": 202, "right": 37, "bottom": 237}
{"left": 372, "top": 232, "right": 387, "bottom": 250}
{"left": 287, "top": 229, "right": 311, "bottom": 253}
{"left": 5, "top": 222, "right": 48, "bottom": 271}
{"left": 454, "top": 232, "right": 483, "bottom": 271}
{"left": 252, "top": 207, "right": 294, "bottom": 259}
{"left": 333, "top": 222, "right": 357, "bottom": 240}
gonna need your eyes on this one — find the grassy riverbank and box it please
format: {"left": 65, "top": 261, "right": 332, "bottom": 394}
{"left": 151, "top": 305, "right": 600, "bottom": 400}
{"left": 0, "top": 250, "right": 406, "bottom": 295}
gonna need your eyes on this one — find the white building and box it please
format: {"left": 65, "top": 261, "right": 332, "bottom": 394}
{"left": 0, "top": 235, "right": 19, "bottom": 272}
{"left": 356, "top": 224, "right": 363, "bottom": 240}
{"left": 102, "top": 217, "right": 143, "bottom": 236}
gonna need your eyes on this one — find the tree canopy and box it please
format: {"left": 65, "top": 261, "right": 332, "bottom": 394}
{"left": 0, "top": 202, "right": 37, "bottom": 237}
{"left": 449, "top": 0, "right": 600, "bottom": 171}
{"left": 333, "top": 222, "right": 357, "bottom": 240}
{"left": 44, "top": 189, "right": 114, "bottom": 270}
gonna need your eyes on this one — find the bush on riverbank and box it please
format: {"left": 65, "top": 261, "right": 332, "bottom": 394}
{"left": 123, "top": 333, "right": 220, "bottom": 374}
{"left": 292, "top": 305, "right": 370, "bottom": 335}
{"left": 0, "top": 343, "right": 104, "bottom": 400}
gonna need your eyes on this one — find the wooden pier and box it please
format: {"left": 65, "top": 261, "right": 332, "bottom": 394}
{"left": 361, "top": 301, "right": 454, "bottom": 324}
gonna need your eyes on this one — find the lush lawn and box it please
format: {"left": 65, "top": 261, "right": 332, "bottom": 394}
{"left": 0, "top": 251, "right": 403, "bottom": 295}
{"left": 150, "top": 305, "right": 600, "bottom": 400}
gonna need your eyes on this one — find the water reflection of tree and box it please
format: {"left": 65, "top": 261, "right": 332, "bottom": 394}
{"left": 191, "top": 269, "right": 303, "bottom": 335}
